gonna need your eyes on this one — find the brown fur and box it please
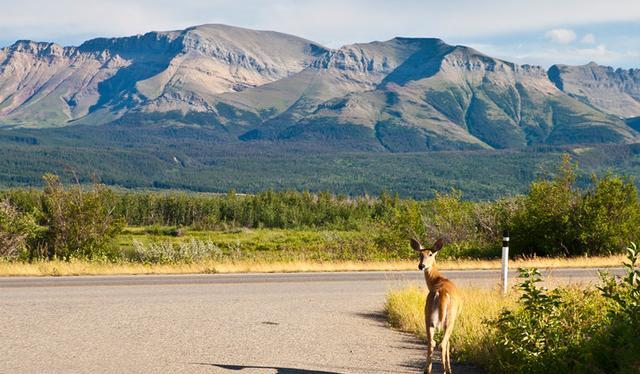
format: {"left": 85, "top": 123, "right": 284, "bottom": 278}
{"left": 411, "top": 238, "right": 461, "bottom": 374}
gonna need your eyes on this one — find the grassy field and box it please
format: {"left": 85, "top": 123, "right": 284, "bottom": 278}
{"left": 0, "top": 231, "right": 625, "bottom": 278}
{"left": 0, "top": 224, "right": 627, "bottom": 276}
{"left": 117, "top": 227, "right": 626, "bottom": 264}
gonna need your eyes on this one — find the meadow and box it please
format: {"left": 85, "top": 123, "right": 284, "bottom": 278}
{"left": 0, "top": 227, "right": 624, "bottom": 276}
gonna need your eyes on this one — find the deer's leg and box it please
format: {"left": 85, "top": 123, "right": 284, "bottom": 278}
{"left": 443, "top": 340, "right": 451, "bottom": 374}
{"left": 425, "top": 325, "right": 435, "bottom": 374}
{"left": 441, "top": 310, "right": 457, "bottom": 374}
{"left": 424, "top": 297, "right": 435, "bottom": 374}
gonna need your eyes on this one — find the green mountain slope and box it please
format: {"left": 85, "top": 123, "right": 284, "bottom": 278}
{"left": 259, "top": 43, "right": 636, "bottom": 150}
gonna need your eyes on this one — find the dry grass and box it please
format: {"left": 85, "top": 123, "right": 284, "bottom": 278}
{"left": 0, "top": 254, "right": 624, "bottom": 276}
{"left": 0, "top": 259, "right": 415, "bottom": 276}
{"left": 385, "top": 285, "right": 517, "bottom": 368}
{"left": 439, "top": 254, "right": 625, "bottom": 270}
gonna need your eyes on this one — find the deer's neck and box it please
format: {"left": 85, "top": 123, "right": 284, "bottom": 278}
{"left": 423, "top": 266, "right": 442, "bottom": 292}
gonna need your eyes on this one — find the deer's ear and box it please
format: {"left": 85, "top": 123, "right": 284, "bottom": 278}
{"left": 410, "top": 238, "right": 424, "bottom": 252}
{"left": 432, "top": 238, "right": 444, "bottom": 252}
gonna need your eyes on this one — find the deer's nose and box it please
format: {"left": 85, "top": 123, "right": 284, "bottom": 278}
{"left": 418, "top": 264, "right": 425, "bottom": 270}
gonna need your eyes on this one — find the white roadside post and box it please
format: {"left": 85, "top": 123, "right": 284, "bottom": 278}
{"left": 501, "top": 230, "right": 509, "bottom": 295}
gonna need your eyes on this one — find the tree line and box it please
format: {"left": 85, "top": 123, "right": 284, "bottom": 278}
{"left": 3, "top": 186, "right": 399, "bottom": 230}
{"left": 2, "top": 156, "right": 640, "bottom": 261}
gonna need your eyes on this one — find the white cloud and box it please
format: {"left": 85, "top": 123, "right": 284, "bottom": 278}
{"left": 0, "top": 0, "right": 638, "bottom": 68}
{"left": 545, "top": 28, "right": 577, "bottom": 44}
{"left": 0, "top": 0, "right": 639, "bottom": 47}
{"left": 576, "top": 44, "right": 618, "bottom": 60}
{"left": 476, "top": 41, "right": 634, "bottom": 68}
{"left": 581, "top": 33, "right": 596, "bottom": 44}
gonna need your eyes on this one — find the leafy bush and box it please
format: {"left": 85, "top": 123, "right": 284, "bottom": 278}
{"left": 510, "top": 156, "right": 640, "bottom": 256}
{"left": 376, "top": 190, "right": 507, "bottom": 258}
{"left": 115, "top": 188, "right": 384, "bottom": 230}
{"left": 424, "top": 190, "right": 477, "bottom": 245}
{"left": 489, "top": 247, "right": 640, "bottom": 373}
{"left": 426, "top": 191, "right": 519, "bottom": 257}
{"left": 574, "top": 176, "right": 640, "bottom": 255}
{"left": 490, "top": 269, "right": 607, "bottom": 373}
{"left": 510, "top": 156, "right": 579, "bottom": 256}
{"left": 40, "top": 174, "right": 124, "bottom": 259}
{"left": 588, "top": 244, "right": 640, "bottom": 372}
{"left": 0, "top": 200, "right": 40, "bottom": 259}
{"left": 373, "top": 198, "right": 426, "bottom": 258}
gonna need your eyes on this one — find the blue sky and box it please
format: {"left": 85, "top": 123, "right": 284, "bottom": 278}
{"left": 0, "top": 0, "right": 639, "bottom": 68}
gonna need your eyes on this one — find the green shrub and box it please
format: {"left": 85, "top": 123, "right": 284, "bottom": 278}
{"left": 574, "top": 176, "right": 640, "bottom": 255}
{"left": 114, "top": 188, "right": 386, "bottom": 230}
{"left": 379, "top": 190, "right": 507, "bottom": 258}
{"left": 510, "top": 156, "right": 640, "bottom": 256}
{"left": 0, "top": 200, "right": 40, "bottom": 259}
{"left": 489, "top": 247, "right": 640, "bottom": 373}
{"left": 372, "top": 189, "right": 520, "bottom": 259}
{"left": 40, "top": 174, "right": 124, "bottom": 259}
{"left": 373, "top": 199, "right": 426, "bottom": 258}
{"left": 424, "top": 190, "right": 478, "bottom": 247}
{"left": 490, "top": 269, "right": 607, "bottom": 373}
{"left": 587, "top": 244, "right": 640, "bottom": 372}
{"left": 510, "top": 156, "right": 579, "bottom": 256}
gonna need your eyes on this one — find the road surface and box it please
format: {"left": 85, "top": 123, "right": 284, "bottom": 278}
{"left": 0, "top": 268, "right": 618, "bottom": 374}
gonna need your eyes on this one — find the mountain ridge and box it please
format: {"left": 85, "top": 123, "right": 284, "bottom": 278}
{"left": 1, "top": 24, "right": 639, "bottom": 152}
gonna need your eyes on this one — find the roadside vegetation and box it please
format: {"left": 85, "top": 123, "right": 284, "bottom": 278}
{"left": 0, "top": 255, "right": 624, "bottom": 276}
{"left": 385, "top": 247, "right": 640, "bottom": 373}
{"left": 0, "top": 155, "right": 639, "bottom": 275}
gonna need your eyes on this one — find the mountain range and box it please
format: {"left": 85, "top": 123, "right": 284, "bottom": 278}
{"left": 1, "top": 24, "right": 639, "bottom": 152}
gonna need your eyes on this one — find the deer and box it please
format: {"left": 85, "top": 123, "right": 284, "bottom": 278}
{"left": 411, "top": 238, "right": 461, "bottom": 374}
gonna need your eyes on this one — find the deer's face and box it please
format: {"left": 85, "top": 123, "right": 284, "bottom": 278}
{"left": 410, "top": 238, "right": 444, "bottom": 270}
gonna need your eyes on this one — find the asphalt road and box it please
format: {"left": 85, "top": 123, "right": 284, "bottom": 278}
{"left": 0, "top": 268, "right": 619, "bottom": 374}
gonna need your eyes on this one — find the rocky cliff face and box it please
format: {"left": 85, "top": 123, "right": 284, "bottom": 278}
{"left": 0, "top": 40, "right": 130, "bottom": 126}
{"left": 0, "top": 24, "right": 638, "bottom": 151}
{"left": 0, "top": 24, "right": 325, "bottom": 126}
{"left": 549, "top": 62, "right": 640, "bottom": 118}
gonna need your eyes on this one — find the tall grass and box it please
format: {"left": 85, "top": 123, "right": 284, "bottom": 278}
{"left": 384, "top": 248, "right": 640, "bottom": 373}
{"left": 0, "top": 258, "right": 422, "bottom": 276}
{"left": 385, "top": 286, "right": 516, "bottom": 368}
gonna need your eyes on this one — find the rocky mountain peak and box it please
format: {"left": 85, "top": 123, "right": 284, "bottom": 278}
{"left": 312, "top": 37, "right": 449, "bottom": 73}
{"left": 5, "top": 40, "right": 71, "bottom": 58}
{"left": 78, "top": 31, "right": 183, "bottom": 55}
{"left": 548, "top": 62, "right": 640, "bottom": 117}
{"left": 440, "top": 46, "right": 510, "bottom": 72}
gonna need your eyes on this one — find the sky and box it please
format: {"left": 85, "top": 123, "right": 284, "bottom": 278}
{"left": 0, "top": 0, "right": 639, "bottom": 68}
